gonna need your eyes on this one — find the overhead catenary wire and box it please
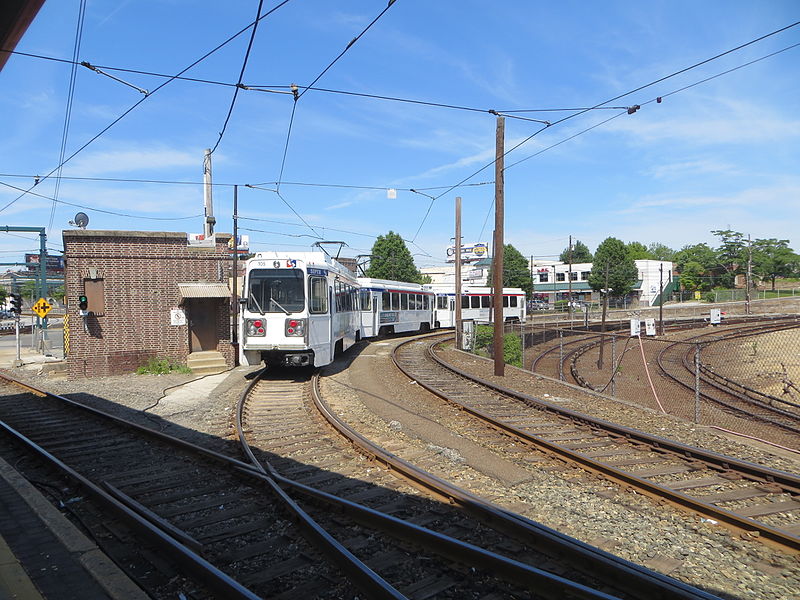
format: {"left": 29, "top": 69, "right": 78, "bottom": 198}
{"left": 0, "top": 1, "right": 293, "bottom": 215}
{"left": 275, "top": 0, "right": 398, "bottom": 191}
{"left": 50, "top": 0, "right": 86, "bottom": 236}
{"left": 209, "top": 0, "right": 268, "bottom": 155}
{"left": 411, "top": 22, "right": 800, "bottom": 242}
{"left": 7, "top": 49, "right": 646, "bottom": 121}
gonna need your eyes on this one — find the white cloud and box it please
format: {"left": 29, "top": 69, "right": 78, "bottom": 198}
{"left": 646, "top": 158, "right": 738, "bottom": 179}
{"left": 65, "top": 144, "right": 206, "bottom": 177}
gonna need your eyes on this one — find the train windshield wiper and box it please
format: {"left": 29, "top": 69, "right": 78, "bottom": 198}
{"left": 270, "top": 298, "right": 290, "bottom": 315}
{"left": 250, "top": 294, "right": 265, "bottom": 315}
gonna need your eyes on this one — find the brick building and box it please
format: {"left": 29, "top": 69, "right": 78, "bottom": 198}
{"left": 63, "top": 230, "right": 236, "bottom": 378}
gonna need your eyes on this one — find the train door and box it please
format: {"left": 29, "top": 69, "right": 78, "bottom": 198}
{"left": 308, "top": 275, "right": 332, "bottom": 366}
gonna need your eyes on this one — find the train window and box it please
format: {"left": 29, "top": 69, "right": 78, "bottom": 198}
{"left": 359, "top": 289, "right": 371, "bottom": 311}
{"left": 424, "top": 295, "right": 429, "bottom": 310}
{"left": 382, "top": 292, "right": 391, "bottom": 311}
{"left": 391, "top": 292, "right": 399, "bottom": 310}
{"left": 248, "top": 269, "right": 305, "bottom": 313}
{"left": 462, "top": 296, "right": 470, "bottom": 309}
{"left": 401, "top": 293, "right": 408, "bottom": 311}
{"left": 510, "top": 296, "right": 518, "bottom": 307}
{"left": 438, "top": 296, "right": 447, "bottom": 310}
{"left": 470, "top": 296, "right": 479, "bottom": 309}
{"left": 481, "top": 296, "right": 490, "bottom": 308}
{"left": 309, "top": 276, "right": 328, "bottom": 313}
{"left": 503, "top": 296, "right": 509, "bottom": 307}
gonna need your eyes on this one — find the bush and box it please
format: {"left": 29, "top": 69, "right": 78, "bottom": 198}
{"left": 136, "top": 357, "right": 191, "bottom": 375}
{"left": 473, "top": 325, "right": 522, "bottom": 368}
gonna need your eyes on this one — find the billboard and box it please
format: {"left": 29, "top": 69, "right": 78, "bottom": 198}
{"left": 25, "top": 254, "right": 64, "bottom": 272}
{"left": 446, "top": 242, "right": 489, "bottom": 263}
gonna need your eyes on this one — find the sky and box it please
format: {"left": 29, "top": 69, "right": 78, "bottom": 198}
{"left": 1, "top": 0, "right": 799, "bottom": 271}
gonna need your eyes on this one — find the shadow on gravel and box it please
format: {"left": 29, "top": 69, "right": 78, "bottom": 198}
{"left": 0, "top": 335, "right": 742, "bottom": 600}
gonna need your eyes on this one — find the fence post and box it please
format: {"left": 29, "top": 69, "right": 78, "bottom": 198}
{"left": 559, "top": 330, "right": 564, "bottom": 381}
{"left": 694, "top": 343, "right": 701, "bottom": 424}
{"left": 611, "top": 333, "right": 616, "bottom": 397}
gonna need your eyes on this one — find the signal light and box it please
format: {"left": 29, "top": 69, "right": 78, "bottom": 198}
{"left": 9, "top": 293, "right": 22, "bottom": 315}
{"left": 78, "top": 295, "right": 88, "bottom": 311}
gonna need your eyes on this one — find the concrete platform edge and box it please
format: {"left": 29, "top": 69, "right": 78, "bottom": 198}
{"left": 0, "top": 456, "right": 149, "bottom": 600}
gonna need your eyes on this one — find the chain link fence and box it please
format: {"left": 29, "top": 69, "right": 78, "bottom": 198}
{"left": 467, "top": 317, "right": 800, "bottom": 450}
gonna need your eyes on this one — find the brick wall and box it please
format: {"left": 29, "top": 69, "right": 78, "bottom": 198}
{"left": 63, "top": 230, "right": 235, "bottom": 378}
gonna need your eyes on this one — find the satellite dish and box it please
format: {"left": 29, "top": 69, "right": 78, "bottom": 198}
{"left": 70, "top": 212, "right": 89, "bottom": 229}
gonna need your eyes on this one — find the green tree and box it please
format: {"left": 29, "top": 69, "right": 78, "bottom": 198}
{"left": 679, "top": 260, "right": 706, "bottom": 292}
{"left": 588, "top": 237, "right": 638, "bottom": 296}
{"left": 559, "top": 239, "right": 593, "bottom": 263}
{"left": 647, "top": 242, "right": 676, "bottom": 262}
{"left": 625, "top": 241, "right": 651, "bottom": 260}
{"left": 673, "top": 243, "right": 718, "bottom": 290}
{"left": 752, "top": 238, "right": 800, "bottom": 290}
{"left": 486, "top": 243, "right": 533, "bottom": 297}
{"left": 711, "top": 229, "right": 747, "bottom": 287}
{"left": 365, "top": 231, "right": 425, "bottom": 283}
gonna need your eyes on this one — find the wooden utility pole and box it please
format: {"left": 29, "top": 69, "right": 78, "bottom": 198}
{"left": 658, "top": 262, "right": 664, "bottom": 335}
{"left": 455, "top": 196, "right": 462, "bottom": 349}
{"left": 493, "top": 116, "right": 505, "bottom": 376}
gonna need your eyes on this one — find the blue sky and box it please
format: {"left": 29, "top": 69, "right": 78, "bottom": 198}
{"left": 1, "top": 1, "right": 798, "bottom": 270}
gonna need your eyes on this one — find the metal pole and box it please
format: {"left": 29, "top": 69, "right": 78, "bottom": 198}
{"left": 455, "top": 196, "right": 462, "bottom": 349}
{"left": 559, "top": 330, "right": 564, "bottom": 381}
{"left": 610, "top": 333, "right": 616, "bottom": 397}
{"left": 568, "top": 234, "right": 573, "bottom": 325}
{"left": 203, "top": 149, "right": 216, "bottom": 238}
{"left": 232, "top": 185, "right": 239, "bottom": 364}
{"left": 694, "top": 343, "right": 701, "bottom": 424}
{"left": 492, "top": 115, "right": 505, "bottom": 376}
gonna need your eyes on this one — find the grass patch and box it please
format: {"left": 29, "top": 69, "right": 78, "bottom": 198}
{"left": 136, "top": 357, "right": 192, "bottom": 375}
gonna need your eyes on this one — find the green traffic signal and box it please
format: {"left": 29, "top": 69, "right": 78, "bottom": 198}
{"left": 78, "top": 295, "right": 88, "bottom": 311}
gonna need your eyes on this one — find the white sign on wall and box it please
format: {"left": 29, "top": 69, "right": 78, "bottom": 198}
{"left": 170, "top": 308, "right": 187, "bottom": 326}
{"left": 710, "top": 308, "right": 721, "bottom": 324}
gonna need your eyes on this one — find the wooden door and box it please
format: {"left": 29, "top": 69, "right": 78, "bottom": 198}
{"left": 188, "top": 299, "right": 217, "bottom": 352}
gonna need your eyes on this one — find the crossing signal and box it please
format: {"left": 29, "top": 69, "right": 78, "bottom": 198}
{"left": 78, "top": 295, "right": 88, "bottom": 312}
{"left": 9, "top": 293, "right": 22, "bottom": 315}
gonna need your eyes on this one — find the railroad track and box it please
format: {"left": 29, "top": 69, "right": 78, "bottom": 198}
{"left": 0, "top": 369, "right": 721, "bottom": 599}
{"left": 392, "top": 334, "right": 800, "bottom": 554}
{"left": 655, "top": 321, "right": 800, "bottom": 437}
{"left": 238, "top": 367, "right": 719, "bottom": 599}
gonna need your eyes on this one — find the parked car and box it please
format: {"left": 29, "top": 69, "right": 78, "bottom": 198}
{"left": 529, "top": 300, "right": 549, "bottom": 311}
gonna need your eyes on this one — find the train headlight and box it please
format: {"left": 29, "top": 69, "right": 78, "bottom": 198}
{"left": 285, "top": 318, "right": 305, "bottom": 337}
{"left": 246, "top": 319, "right": 266, "bottom": 336}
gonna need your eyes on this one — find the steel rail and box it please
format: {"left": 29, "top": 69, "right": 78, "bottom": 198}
{"left": 235, "top": 368, "right": 407, "bottom": 600}
{"left": 400, "top": 336, "right": 800, "bottom": 552}
{"left": 238, "top": 371, "right": 622, "bottom": 600}
{"left": 0, "top": 419, "right": 262, "bottom": 600}
{"left": 304, "top": 339, "right": 723, "bottom": 600}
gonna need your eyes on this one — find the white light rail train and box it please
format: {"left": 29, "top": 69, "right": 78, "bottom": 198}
{"left": 239, "top": 251, "right": 526, "bottom": 368}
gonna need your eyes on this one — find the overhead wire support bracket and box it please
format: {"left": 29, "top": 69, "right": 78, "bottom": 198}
{"left": 80, "top": 61, "right": 149, "bottom": 96}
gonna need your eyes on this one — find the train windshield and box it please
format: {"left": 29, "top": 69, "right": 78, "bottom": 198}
{"left": 247, "top": 269, "right": 305, "bottom": 314}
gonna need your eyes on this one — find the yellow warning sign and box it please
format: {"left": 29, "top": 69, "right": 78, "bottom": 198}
{"left": 32, "top": 297, "right": 52, "bottom": 318}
